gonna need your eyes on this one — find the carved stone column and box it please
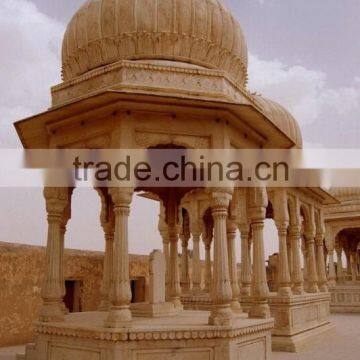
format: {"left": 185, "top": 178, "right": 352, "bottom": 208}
{"left": 59, "top": 223, "right": 67, "bottom": 314}
{"left": 105, "top": 188, "right": 133, "bottom": 327}
{"left": 227, "top": 220, "right": 242, "bottom": 311}
{"left": 305, "top": 233, "right": 319, "bottom": 293}
{"left": 274, "top": 189, "right": 292, "bottom": 297}
{"left": 276, "top": 221, "right": 292, "bottom": 296}
{"left": 335, "top": 245, "right": 344, "bottom": 283}
{"left": 99, "top": 229, "right": 114, "bottom": 311}
{"left": 315, "top": 234, "right": 328, "bottom": 292}
{"left": 208, "top": 192, "right": 233, "bottom": 326}
{"left": 289, "top": 225, "right": 304, "bottom": 294}
{"left": 345, "top": 248, "right": 351, "bottom": 275}
{"left": 301, "top": 237, "right": 308, "bottom": 285}
{"left": 191, "top": 229, "right": 202, "bottom": 295}
{"left": 165, "top": 192, "right": 183, "bottom": 310}
{"left": 204, "top": 240, "right": 213, "bottom": 293}
{"left": 248, "top": 188, "right": 270, "bottom": 319}
{"left": 351, "top": 251, "right": 357, "bottom": 282}
{"left": 169, "top": 226, "right": 182, "bottom": 309}
{"left": 328, "top": 249, "right": 336, "bottom": 287}
{"left": 40, "top": 187, "right": 70, "bottom": 322}
{"left": 287, "top": 234, "right": 293, "bottom": 282}
{"left": 96, "top": 188, "right": 115, "bottom": 312}
{"left": 239, "top": 224, "right": 251, "bottom": 297}
{"left": 159, "top": 203, "right": 170, "bottom": 300}
{"left": 180, "top": 232, "right": 190, "bottom": 293}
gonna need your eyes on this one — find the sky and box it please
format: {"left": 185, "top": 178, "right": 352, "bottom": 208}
{"left": 0, "top": 0, "right": 359, "bottom": 259}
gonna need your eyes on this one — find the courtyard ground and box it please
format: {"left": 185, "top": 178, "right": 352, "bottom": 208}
{"left": 0, "top": 314, "right": 359, "bottom": 360}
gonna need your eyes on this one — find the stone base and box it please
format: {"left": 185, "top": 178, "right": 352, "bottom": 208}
{"left": 21, "top": 311, "right": 274, "bottom": 360}
{"left": 272, "top": 322, "right": 335, "bottom": 352}
{"left": 269, "top": 292, "right": 333, "bottom": 352}
{"left": 330, "top": 285, "right": 360, "bottom": 313}
{"left": 181, "top": 293, "right": 212, "bottom": 311}
{"left": 130, "top": 302, "right": 177, "bottom": 317}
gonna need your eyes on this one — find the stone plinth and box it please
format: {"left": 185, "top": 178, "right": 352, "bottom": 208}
{"left": 181, "top": 294, "right": 212, "bottom": 311}
{"left": 330, "top": 284, "right": 360, "bottom": 313}
{"left": 239, "top": 292, "right": 334, "bottom": 352}
{"left": 20, "top": 311, "right": 273, "bottom": 360}
{"left": 269, "top": 292, "right": 334, "bottom": 352}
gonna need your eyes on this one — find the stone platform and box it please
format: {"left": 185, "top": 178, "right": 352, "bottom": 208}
{"left": 242, "top": 292, "right": 334, "bottom": 352}
{"left": 183, "top": 292, "right": 333, "bottom": 352}
{"left": 20, "top": 310, "right": 274, "bottom": 360}
{"left": 330, "top": 284, "right": 360, "bottom": 313}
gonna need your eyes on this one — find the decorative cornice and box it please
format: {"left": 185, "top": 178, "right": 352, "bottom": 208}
{"left": 35, "top": 320, "right": 274, "bottom": 342}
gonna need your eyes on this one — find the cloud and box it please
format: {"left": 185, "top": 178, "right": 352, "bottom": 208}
{"left": 0, "top": 0, "right": 64, "bottom": 147}
{"left": 248, "top": 54, "right": 360, "bottom": 148}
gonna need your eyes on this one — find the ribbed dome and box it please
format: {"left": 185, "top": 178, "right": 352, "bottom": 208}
{"left": 61, "top": 0, "right": 248, "bottom": 85}
{"left": 253, "top": 95, "right": 303, "bottom": 148}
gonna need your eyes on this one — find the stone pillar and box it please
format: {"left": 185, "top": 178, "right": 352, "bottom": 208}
{"left": 248, "top": 188, "right": 270, "bottom": 319}
{"left": 302, "top": 237, "right": 308, "bottom": 285}
{"left": 328, "top": 249, "right": 337, "bottom": 287}
{"left": 161, "top": 230, "right": 170, "bottom": 299}
{"left": 335, "top": 245, "right": 344, "bottom": 283}
{"left": 59, "top": 223, "right": 67, "bottom": 313}
{"left": 191, "top": 229, "right": 202, "bottom": 295}
{"left": 159, "top": 203, "right": 170, "bottom": 300}
{"left": 227, "top": 220, "right": 242, "bottom": 312}
{"left": 276, "top": 221, "right": 292, "bottom": 296}
{"left": 274, "top": 189, "right": 292, "bottom": 297}
{"left": 105, "top": 188, "right": 133, "bottom": 327}
{"left": 351, "top": 252, "right": 357, "bottom": 282}
{"left": 239, "top": 224, "right": 251, "bottom": 297}
{"left": 345, "top": 248, "right": 351, "bottom": 276}
{"left": 99, "top": 228, "right": 114, "bottom": 311}
{"left": 96, "top": 188, "right": 115, "bottom": 312}
{"left": 289, "top": 225, "right": 304, "bottom": 294}
{"left": 204, "top": 239, "right": 213, "bottom": 293}
{"left": 40, "top": 188, "right": 70, "bottom": 322}
{"left": 168, "top": 225, "right": 182, "bottom": 308}
{"left": 180, "top": 232, "right": 190, "bottom": 293}
{"left": 315, "top": 234, "right": 328, "bottom": 292}
{"left": 208, "top": 191, "right": 233, "bottom": 326}
{"left": 305, "top": 233, "right": 319, "bottom": 293}
{"left": 287, "top": 234, "right": 293, "bottom": 282}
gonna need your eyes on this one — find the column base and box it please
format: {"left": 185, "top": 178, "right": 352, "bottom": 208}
{"left": 98, "top": 300, "right": 111, "bottom": 312}
{"left": 208, "top": 304, "right": 234, "bottom": 326}
{"left": 240, "top": 286, "right": 251, "bottom": 297}
{"left": 39, "top": 302, "right": 64, "bottom": 322}
{"left": 319, "top": 284, "right": 328, "bottom": 293}
{"left": 104, "top": 306, "right": 132, "bottom": 328}
{"left": 192, "top": 285, "right": 201, "bottom": 296}
{"left": 292, "top": 284, "right": 305, "bottom": 295}
{"left": 230, "top": 299, "right": 243, "bottom": 313}
{"left": 307, "top": 284, "right": 319, "bottom": 293}
{"left": 170, "top": 297, "right": 184, "bottom": 310}
{"left": 249, "top": 301, "right": 271, "bottom": 319}
{"left": 277, "top": 286, "right": 292, "bottom": 297}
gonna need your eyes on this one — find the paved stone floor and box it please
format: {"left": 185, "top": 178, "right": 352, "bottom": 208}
{"left": 272, "top": 314, "right": 360, "bottom": 360}
{"left": 0, "top": 314, "right": 359, "bottom": 360}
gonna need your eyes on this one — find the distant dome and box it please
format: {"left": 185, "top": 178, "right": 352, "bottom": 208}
{"left": 253, "top": 95, "right": 303, "bottom": 148}
{"left": 62, "top": 0, "right": 248, "bottom": 85}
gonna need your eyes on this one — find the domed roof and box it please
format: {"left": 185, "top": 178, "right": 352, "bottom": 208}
{"left": 61, "top": 0, "right": 248, "bottom": 85}
{"left": 253, "top": 95, "right": 303, "bottom": 148}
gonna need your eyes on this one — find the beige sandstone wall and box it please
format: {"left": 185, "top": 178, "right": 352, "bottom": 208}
{"left": 0, "top": 242, "right": 148, "bottom": 347}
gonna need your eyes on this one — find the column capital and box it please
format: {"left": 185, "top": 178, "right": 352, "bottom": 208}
{"left": 109, "top": 187, "right": 133, "bottom": 206}
{"left": 210, "top": 191, "right": 231, "bottom": 213}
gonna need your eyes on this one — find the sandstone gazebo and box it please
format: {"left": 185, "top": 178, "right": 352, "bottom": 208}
{"left": 325, "top": 188, "right": 360, "bottom": 313}
{"left": 14, "top": 0, "right": 336, "bottom": 358}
